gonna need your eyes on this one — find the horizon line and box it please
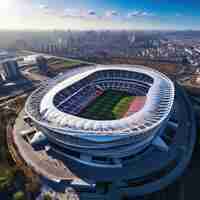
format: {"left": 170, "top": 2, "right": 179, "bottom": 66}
{"left": 0, "top": 28, "right": 199, "bottom": 32}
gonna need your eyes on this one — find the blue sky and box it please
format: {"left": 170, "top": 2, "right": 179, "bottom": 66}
{"left": 0, "top": 0, "right": 200, "bottom": 30}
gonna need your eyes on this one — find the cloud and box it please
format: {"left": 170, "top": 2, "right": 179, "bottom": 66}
{"left": 127, "top": 11, "right": 155, "bottom": 18}
{"left": 105, "top": 10, "right": 119, "bottom": 17}
{"left": 61, "top": 9, "right": 99, "bottom": 19}
{"left": 60, "top": 8, "right": 156, "bottom": 22}
{"left": 62, "top": 8, "right": 85, "bottom": 18}
{"left": 88, "top": 10, "right": 96, "bottom": 16}
{"left": 39, "top": 4, "right": 56, "bottom": 15}
{"left": 141, "top": 12, "right": 155, "bottom": 17}
{"left": 39, "top": 4, "right": 48, "bottom": 10}
{"left": 127, "top": 11, "right": 141, "bottom": 17}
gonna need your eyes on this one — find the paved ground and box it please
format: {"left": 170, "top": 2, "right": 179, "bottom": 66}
{"left": 13, "top": 110, "right": 79, "bottom": 182}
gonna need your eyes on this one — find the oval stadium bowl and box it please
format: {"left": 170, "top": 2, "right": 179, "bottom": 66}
{"left": 25, "top": 64, "right": 177, "bottom": 181}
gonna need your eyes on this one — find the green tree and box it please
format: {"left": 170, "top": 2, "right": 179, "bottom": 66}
{"left": 43, "top": 193, "right": 52, "bottom": 200}
{"left": 13, "top": 191, "right": 25, "bottom": 200}
{"left": 0, "top": 168, "right": 16, "bottom": 191}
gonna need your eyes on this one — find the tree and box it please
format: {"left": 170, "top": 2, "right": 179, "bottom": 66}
{"left": 13, "top": 191, "right": 25, "bottom": 200}
{"left": 0, "top": 168, "right": 16, "bottom": 191}
{"left": 43, "top": 193, "right": 52, "bottom": 200}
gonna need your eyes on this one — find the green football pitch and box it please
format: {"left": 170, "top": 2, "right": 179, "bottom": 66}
{"left": 78, "top": 90, "right": 135, "bottom": 120}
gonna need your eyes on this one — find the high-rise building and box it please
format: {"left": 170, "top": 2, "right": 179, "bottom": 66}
{"left": 2, "top": 60, "right": 21, "bottom": 81}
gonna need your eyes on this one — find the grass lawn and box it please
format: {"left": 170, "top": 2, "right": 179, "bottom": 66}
{"left": 62, "top": 60, "right": 82, "bottom": 68}
{"left": 48, "top": 59, "right": 82, "bottom": 72}
{"left": 79, "top": 90, "right": 135, "bottom": 120}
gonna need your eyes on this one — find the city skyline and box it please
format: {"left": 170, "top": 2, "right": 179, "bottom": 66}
{"left": 0, "top": 0, "right": 200, "bottom": 30}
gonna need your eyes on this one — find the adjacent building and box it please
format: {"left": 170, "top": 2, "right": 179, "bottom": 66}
{"left": 36, "top": 56, "right": 48, "bottom": 74}
{"left": 2, "top": 60, "right": 21, "bottom": 81}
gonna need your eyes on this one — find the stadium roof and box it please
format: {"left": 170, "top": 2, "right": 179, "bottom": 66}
{"left": 26, "top": 65, "right": 175, "bottom": 137}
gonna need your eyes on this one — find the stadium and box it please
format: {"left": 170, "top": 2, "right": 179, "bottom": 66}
{"left": 14, "top": 64, "right": 196, "bottom": 197}
{"left": 25, "top": 65, "right": 174, "bottom": 173}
